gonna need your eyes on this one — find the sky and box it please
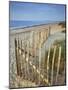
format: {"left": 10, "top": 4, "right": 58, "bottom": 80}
{"left": 10, "top": 1, "right": 66, "bottom": 21}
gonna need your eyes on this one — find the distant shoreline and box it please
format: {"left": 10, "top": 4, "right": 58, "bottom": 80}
{"left": 10, "top": 21, "right": 65, "bottom": 30}
{"left": 10, "top": 21, "right": 65, "bottom": 36}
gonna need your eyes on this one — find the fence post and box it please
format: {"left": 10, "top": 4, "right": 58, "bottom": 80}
{"left": 19, "top": 40, "right": 22, "bottom": 77}
{"left": 18, "top": 39, "right": 22, "bottom": 77}
{"left": 51, "top": 46, "right": 56, "bottom": 85}
{"left": 34, "top": 32, "right": 37, "bottom": 84}
{"left": 48, "top": 26, "right": 51, "bottom": 36}
{"left": 15, "top": 38, "right": 19, "bottom": 76}
{"left": 38, "top": 31, "right": 42, "bottom": 85}
{"left": 21, "top": 40, "right": 24, "bottom": 78}
{"left": 47, "top": 47, "right": 50, "bottom": 85}
{"left": 22, "top": 41, "right": 25, "bottom": 79}
{"left": 24, "top": 34, "right": 27, "bottom": 79}
{"left": 55, "top": 46, "right": 61, "bottom": 84}
{"left": 26, "top": 40, "right": 30, "bottom": 81}
{"left": 38, "top": 46, "right": 41, "bottom": 85}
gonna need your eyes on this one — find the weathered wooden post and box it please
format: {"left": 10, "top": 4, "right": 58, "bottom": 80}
{"left": 51, "top": 46, "right": 56, "bottom": 85}
{"left": 38, "top": 45, "right": 41, "bottom": 85}
{"left": 24, "top": 33, "right": 27, "bottom": 79}
{"left": 19, "top": 40, "right": 22, "bottom": 77}
{"left": 26, "top": 40, "right": 30, "bottom": 81}
{"left": 15, "top": 38, "right": 20, "bottom": 76}
{"left": 55, "top": 46, "right": 61, "bottom": 84}
{"left": 22, "top": 40, "right": 25, "bottom": 79}
{"left": 47, "top": 47, "right": 50, "bottom": 85}
{"left": 34, "top": 32, "right": 37, "bottom": 83}
{"left": 15, "top": 38, "right": 19, "bottom": 75}
{"left": 48, "top": 26, "right": 51, "bottom": 37}
{"left": 20, "top": 40, "right": 24, "bottom": 78}
{"left": 18, "top": 39, "right": 22, "bottom": 77}
{"left": 38, "top": 31, "right": 42, "bottom": 86}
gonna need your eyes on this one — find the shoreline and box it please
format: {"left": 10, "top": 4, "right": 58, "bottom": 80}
{"left": 10, "top": 21, "right": 64, "bottom": 30}
{"left": 10, "top": 22, "right": 65, "bottom": 35}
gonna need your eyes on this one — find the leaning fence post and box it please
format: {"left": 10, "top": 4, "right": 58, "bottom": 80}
{"left": 48, "top": 26, "right": 51, "bottom": 36}
{"left": 51, "top": 46, "right": 56, "bottom": 85}
{"left": 22, "top": 40, "right": 25, "bottom": 79}
{"left": 47, "top": 47, "right": 50, "bottom": 85}
{"left": 34, "top": 32, "right": 37, "bottom": 83}
{"left": 18, "top": 39, "right": 22, "bottom": 77}
{"left": 26, "top": 40, "right": 29, "bottom": 81}
{"left": 21, "top": 40, "right": 22, "bottom": 71}
{"left": 55, "top": 46, "right": 61, "bottom": 84}
{"left": 19, "top": 40, "right": 22, "bottom": 77}
{"left": 38, "top": 46, "right": 41, "bottom": 85}
{"left": 24, "top": 35, "right": 27, "bottom": 79}
{"left": 38, "top": 31, "right": 42, "bottom": 85}
{"left": 15, "top": 38, "right": 19, "bottom": 76}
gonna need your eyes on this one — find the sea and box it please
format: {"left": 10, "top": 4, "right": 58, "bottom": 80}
{"left": 9, "top": 20, "right": 59, "bottom": 29}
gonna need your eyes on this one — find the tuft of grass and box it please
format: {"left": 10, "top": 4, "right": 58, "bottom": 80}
{"left": 58, "top": 22, "right": 66, "bottom": 28}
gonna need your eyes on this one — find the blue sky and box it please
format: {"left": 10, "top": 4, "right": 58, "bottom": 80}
{"left": 10, "top": 1, "right": 66, "bottom": 21}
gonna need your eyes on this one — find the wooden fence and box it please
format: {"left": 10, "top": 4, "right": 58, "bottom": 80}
{"left": 14, "top": 31, "right": 64, "bottom": 86}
